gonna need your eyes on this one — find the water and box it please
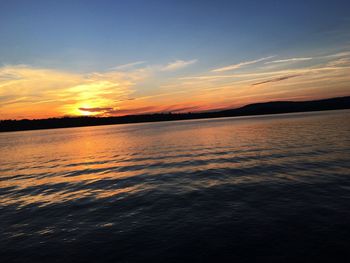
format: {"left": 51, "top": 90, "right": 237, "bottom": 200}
{"left": 1, "top": 110, "right": 350, "bottom": 262}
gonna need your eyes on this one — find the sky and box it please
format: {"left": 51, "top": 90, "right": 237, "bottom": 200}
{"left": 0, "top": 0, "right": 349, "bottom": 119}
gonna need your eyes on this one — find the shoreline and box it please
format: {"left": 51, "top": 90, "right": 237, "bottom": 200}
{"left": 1, "top": 95, "right": 349, "bottom": 133}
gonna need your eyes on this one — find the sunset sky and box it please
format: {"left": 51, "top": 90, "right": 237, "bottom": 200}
{"left": 0, "top": 0, "right": 349, "bottom": 119}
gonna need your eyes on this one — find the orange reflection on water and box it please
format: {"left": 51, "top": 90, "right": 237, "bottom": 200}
{"left": 1, "top": 110, "right": 349, "bottom": 208}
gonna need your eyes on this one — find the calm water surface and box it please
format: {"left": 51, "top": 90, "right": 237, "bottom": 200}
{"left": 1, "top": 110, "right": 350, "bottom": 262}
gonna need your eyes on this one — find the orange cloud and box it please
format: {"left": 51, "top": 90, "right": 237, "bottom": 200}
{"left": 0, "top": 65, "right": 146, "bottom": 119}
{"left": 1, "top": 50, "right": 350, "bottom": 120}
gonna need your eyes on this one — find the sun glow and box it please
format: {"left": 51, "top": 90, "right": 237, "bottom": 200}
{"left": 61, "top": 102, "right": 99, "bottom": 117}
{"left": 1, "top": 51, "right": 350, "bottom": 120}
{"left": 79, "top": 105, "right": 95, "bottom": 116}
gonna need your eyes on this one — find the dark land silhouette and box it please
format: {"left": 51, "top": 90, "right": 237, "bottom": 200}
{"left": 1, "top": 96, "right": 349, "bottom": 132}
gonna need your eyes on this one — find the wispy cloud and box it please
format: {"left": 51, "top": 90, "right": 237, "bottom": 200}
{"left": 97, "top": 104, "right": 201, "bottom": 116}
{"left": 265, "top": 57, "right": 312, "bottom": 64}
{"left": 264, "top": 51, "right": 350, "bottom": 65}
{"left": 325, "top": 57, "right": 350, "bottom": 67}
{"left": 110, "top": 61, "right": 146, "bottom": 70}
{"left": 211, "top": 56, "right": 274, "bottom": 72}
{"left": 0, "top": 65, "right": 148, "bottom": 119}
{"left": 325, "top": 51, "right": 350, "bottom": 58}
{"left": 161, "top": 59, "right": 197, "bottom": 71}
{"left": 103, "top": 106, "right": 156, "bottom": 116}
{"left": 181, "top": 64, "right": 350, "bottom": 81}
{"left": 79, "top": 107, "right": 113, "bottom": 112}
{"left": 251, "top": 74, "right": 301, "bottom": 86}
{"left": 160, "top": 104, "right": 201, "bottom": 113}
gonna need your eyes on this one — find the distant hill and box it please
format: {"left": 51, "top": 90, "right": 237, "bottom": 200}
{"left": 219, "top": 96, "right": 350, "bottom": 116}
{"left": 1, "top": 96, "right": 349, "bottom": 132}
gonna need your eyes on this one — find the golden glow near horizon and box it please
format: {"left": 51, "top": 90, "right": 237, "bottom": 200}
{"left": 0, "top": 51, "right": 350, "bottom": 120}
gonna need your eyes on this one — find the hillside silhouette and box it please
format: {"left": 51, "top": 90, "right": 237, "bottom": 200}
{"left": 1, "top": 96, "right": 349, "bottom": 132}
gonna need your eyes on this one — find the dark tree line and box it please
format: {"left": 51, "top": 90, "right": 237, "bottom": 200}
{"left": 1, "top": 96, "right": 349, "bottom": 132}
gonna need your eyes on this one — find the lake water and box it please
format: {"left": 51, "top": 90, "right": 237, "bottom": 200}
{"left": 1, "top": 110, "right": 350, "bottom": 262}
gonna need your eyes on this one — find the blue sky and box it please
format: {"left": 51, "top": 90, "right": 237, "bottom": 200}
{"left": 0, "top": 0, "right": 350, "bottom": 119}
{"left": 1, "top": 0, "right": 349, "bottom": 71}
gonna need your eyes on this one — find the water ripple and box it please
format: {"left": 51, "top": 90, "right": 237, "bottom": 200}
{"left": 1, "top": 110, "right": 350, "bottom": 262}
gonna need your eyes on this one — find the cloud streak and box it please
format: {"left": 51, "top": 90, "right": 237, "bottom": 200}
{"left": 325, "top": 51, "right": 350, "bottom": 58}
{"left": 181, "top": 64, "right": 350, "bottom": 81}
{"left": 265, "top": 57, "right": 312, "bottom": 64}
{"left": 251, "top": 74, "right": 301, "bottom": 86}
{"left": 111, "top": 61, "right": 146, "bottom": 70}
{"left": 161, "top": 59, "right": 197, "bottom": 71}
{"left": 212, "top": 56, "right": 274, "bottom": 72}
{"left": 79, "top": 107, "right": 113, "bottom": 112}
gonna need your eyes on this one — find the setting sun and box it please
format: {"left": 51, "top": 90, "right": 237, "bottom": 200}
{"left": 79, "top": 106, "right": 95, "bottom": 116}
